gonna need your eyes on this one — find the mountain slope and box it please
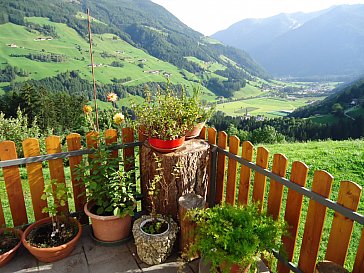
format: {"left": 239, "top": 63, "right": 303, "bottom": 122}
{"left": 212, "top": 4, "right": 364, "bottom": 78}
{"left": 0, "top": 0, "right": 269, "bottom": 98}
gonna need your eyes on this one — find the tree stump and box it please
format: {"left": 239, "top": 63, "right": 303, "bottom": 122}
{"left": 140, "top": 139, "right": 210, "bottom": 220}
{"left": 178, "top": 193, "right": 206, "bottom": 256}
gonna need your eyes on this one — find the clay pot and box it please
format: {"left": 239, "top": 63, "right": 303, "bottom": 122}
{"left": 22, "top": 217, "right": 82, "bottom": 263}
{"left": 148, "top": 136, "right": 185, "bottom": 153}
{"left": 0, "top": 228, "right": 23, "bottom": 267}
{"left": 84, "top": 201, "right": 132, "bottom": 242}
{"left": 132, "top": 215, "right": 178, "bottom": 265}
{"left": 185, "top": 122, "right": 205, "bottom": 139}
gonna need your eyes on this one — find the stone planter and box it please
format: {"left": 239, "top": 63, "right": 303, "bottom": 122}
{"left": 132, "top": 215, "right": 178, "bottom": 265}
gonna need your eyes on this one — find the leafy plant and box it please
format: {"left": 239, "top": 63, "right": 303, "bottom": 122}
{"left": 74, "top": 139, "right": 136, "bottom": 217}
{"left": 183, "top": 85, "right": 215, "bottom": 127}
{"left": 186, "top": 203, "right": 287, "bottom": 272}
{"left": 132, "top": 83, "right": 189, "bottom": 140}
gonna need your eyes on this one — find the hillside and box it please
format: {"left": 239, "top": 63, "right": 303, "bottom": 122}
{"left": 0, "top": 0, "right": 269, "bottom": 99}
{"left": 212, "top": 4, "right": 364, "bottom": 79}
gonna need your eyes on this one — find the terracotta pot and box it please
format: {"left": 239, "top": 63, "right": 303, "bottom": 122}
{"left": 0, "top": 228, "right": 23, "bottom": 267}
{"left": 185, "top": 122, "right": 205, "bottom": 139}
{"left": 148, "top": 136, "right": 185, "bottom": 153}
{"left": 84, "top": 201, "right": 132, "bottom": 242}
{"left": 22, "top": 217, "right": 82, "bottom": 263}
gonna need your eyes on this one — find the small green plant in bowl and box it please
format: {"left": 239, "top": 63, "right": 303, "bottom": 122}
{"left": 186, "top": 203, "right": 287, "bottom": 273}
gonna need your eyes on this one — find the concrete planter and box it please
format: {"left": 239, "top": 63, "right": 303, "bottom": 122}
{"left": 132, "top": 215, "right": 178, "bottom": 265}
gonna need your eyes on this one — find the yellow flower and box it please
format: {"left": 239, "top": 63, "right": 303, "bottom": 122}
{"left": 113, "top": 113, "right": 125, "bottom": 125}
{"left": 83, "top": 105, "right": 92, "bottom": 114}
{"left": 107, "top": 92, "right": 118, "bottom": 102}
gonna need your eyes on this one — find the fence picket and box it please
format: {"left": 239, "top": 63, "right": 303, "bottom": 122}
{"left": 122, "top": 127, "right": 135, "bottom": 173}
{"left": 325, "top": 181, "right": 362, "bottom": 266}
{"left": 215, "top": 131, "right": 227, "bottom": 204}
{"left": 199, "top": 126, "right": 207, "bottom": 140}
{"left": 298, "top": 170, "right": 333, "bottom": 273}
{"left": 353, "top": 227, "right": 364, "bottom": 273}
{"left": 0, "top": 141, "right": 28, "bottom": 226}
{"left": 225, "top": 136, "right": 240, "bottom": 205}
{"left": 22, "top": 138, "right": 48, "bottom": 221}
{"left": 46, "top": 136, "right": 69, "bottom": 214}
{"left": 277, "top": 161, "right": 308, "bottom": 273}
{"left": 252, "top": 147, "right": 269, "bottom": 210}
{"left": 238, "top": 141, "right": 254, "bottom": 205}
{"left": 207, "top": 127, "right": 217, "bottom": 145}
{"left": 105, "top": 129, "right": 118, "bottom": 158}
{"left": 0, "top": 197, "right": 5, "bottom": 227}
{"left": 207, "top": 127, "right": 217, "bottom": 204}
{"left": 267, "top": 154, "right": 288, "bottom": 220}
{"left": 66, "top": 133, "right": 88, "bottom": 224}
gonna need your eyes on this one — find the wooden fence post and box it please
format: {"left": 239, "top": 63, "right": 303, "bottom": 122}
{"left": 277, "top": 161, "right": 308, "bottom": 273}
{"left": 0, "top": 141, "right": 28, "bottom": 226}
{"left": 238, "top": 141, "right": 254, "bottom": 206}
{"left": 225, "top": 136, "right": 240, "bottom": 205}
{"left": 298, "top": 170, "right": 333, "bottom": 273}
{"left": 252, "top": 146, "right": 269, "bottom": 211}
{"left": 23, "top": 138, "right": 48, "bottom": 221}
{"left": 215, "top": 131, "right": 227, "bottom": 204}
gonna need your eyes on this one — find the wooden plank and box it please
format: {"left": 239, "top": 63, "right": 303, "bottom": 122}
{"left": 252, "top": 146, "right": 269, "bottom": 210}
{"left": 138, "top": 126, "right": 148, "bottom": 142}
{"left": 22, "top": 138, "right": 48, "bottom": 221}
{"left": 66, "top": 133, "right": 88, "bottom": 224}
{"left": 105, "top": 128, "right": 118, "bottom": 159}
{"left": 122, "top": 127, "right": 135, "bottom": 173}
{"left": 238, "top": 141, "right": 254, "bottom": 206}
{"left": 215, "top": 131, "right": 227, "bottom": 204}
{"left": 353, "top": 227, "right": 364, "bottom": 273}
{"left": 207, "top": 127, "right": 217, "bottom": 145}
{"left": 46, "top": 136, "right": 69, "bottom": 214}
{"left": 138, "top": 128, "right": 148, "bottom": 210}
{"left": 326, "top": 181, "right": 362, "bottom": 266}
{"left": 225, "top": 136, "right": 240, "bottom": 205}
{"left": 199, "top": 125, "right": 207, "bottom": 140}
{"left": 267, "top": 154, "right": 288, "bottom": 220}
{"left": 298, "top": 170, "right": 333, "bottom": 273}
{"left": 207, "top": 127, "right": 217, "bottom": 204}
{"left": 0, "top": 195, "right": 6, "bottom": 227}
{"left": 277, "top": 161, "right": 308, "bottom": 273}
{"left": 0, "top": 141, "right": 28, "bottom": 226}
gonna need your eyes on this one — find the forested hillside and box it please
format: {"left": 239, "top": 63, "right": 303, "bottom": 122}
{"left": 0, "top": 0, "right": 269, "bottom": 99}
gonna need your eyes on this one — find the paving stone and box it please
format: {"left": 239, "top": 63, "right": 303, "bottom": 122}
{"left": 141, "top": 261, "right": 194, "bottom": 273}
{"left": 88, "top": 251, "right": 141, "bottom": 273}
{"left": 37, "top": 253, "right": 89, "bottom": 273}
{"left": 1, "top": 246, "right": 38, "bottom": 273}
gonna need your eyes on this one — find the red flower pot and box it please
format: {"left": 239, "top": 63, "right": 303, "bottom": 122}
{"left": 148, "top": 137, "right": 185, "bottom": 153}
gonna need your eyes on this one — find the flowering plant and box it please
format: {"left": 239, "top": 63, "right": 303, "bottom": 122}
{"left": 83, "top": 92, "right": 128, "bottom": 133}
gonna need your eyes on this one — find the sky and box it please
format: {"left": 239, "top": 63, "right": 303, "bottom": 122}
{"left": 151, "top": 0, "right": 364, "bottom": 35}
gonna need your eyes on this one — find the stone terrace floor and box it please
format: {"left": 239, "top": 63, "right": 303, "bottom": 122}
{"left": 2, "top": 226, "right": 199, "bottom": 273}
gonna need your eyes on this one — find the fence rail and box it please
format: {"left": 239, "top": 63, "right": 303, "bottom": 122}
{"left": 0, "top": 127, "right": 363, "bottom": 273}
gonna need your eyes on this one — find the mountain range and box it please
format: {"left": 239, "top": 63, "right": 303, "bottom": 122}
{"left": 0, "top": 0, "right": 269, "bottom": 99}
{"left": 212, "top": 4, "right": 364, "bottom": 79}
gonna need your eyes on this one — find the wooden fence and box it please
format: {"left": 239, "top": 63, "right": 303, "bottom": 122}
{"left": 0, "top": 127, "right": 363, "bottom": 273}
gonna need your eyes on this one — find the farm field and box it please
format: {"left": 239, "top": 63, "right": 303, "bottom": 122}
{"left": 216, "top": 96, "right": 326, "bottom": 117}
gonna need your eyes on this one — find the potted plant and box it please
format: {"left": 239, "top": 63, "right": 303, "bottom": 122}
{"left": 0, "top": 228, "right": 23, "bottom": 267}
{"left": 186, "top": 203, "right": 287, "bottom": 273}
{"left": 183, "top": 86, "right": 215, "bottom": 139}
{"left": 132, "top": 84, "right": 189, "bottom": 152}
{"left": 132, "top": 153, "right": 178, "bottom": 265}
{"left": 75, "top": 138, "right": 136, "bottom": 242}
{"left": 22, "top": 180, "right": 82, "bottom": 263}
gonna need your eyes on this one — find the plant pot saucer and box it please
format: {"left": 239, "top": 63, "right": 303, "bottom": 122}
{"left": 150, "top": 146, "right": 180, "bottom": 153}
{"left": 89, "top": 225, "right": 132, "bottom": 246}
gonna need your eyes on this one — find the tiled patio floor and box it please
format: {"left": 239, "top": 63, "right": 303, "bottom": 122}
{"left": 2, "top": 226, "right": 199, "bottom": 273}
